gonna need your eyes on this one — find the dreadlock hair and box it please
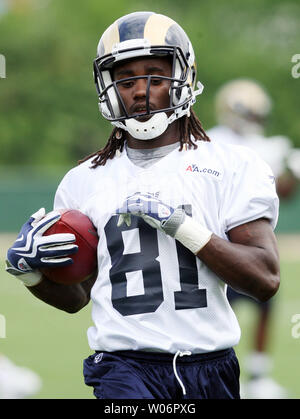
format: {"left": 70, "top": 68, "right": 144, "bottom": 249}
{"left": 78, "top": 108, "right": 211, "bottom": 168}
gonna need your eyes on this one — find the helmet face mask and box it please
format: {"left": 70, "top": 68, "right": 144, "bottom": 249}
{"left": 94, "top": 45, "right": 193, "bottom": 121}
{"left": 93, "top": 12, "right": 203, "bottom": 140}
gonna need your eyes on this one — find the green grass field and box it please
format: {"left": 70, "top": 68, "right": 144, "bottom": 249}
{"left": 0, "top": 234, "right": 299, "bottom": 399}
{"left": 235, "top": 258, "right": 300, "bottom": 398}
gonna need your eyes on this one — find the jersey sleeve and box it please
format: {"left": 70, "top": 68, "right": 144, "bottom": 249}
{"left": 53, "top": 173, "right": 80, "bottom": 211}
{"left": 222, "top": 146, "right": 279, "bottom": 232}
{"left": 53, "top": 158, "right": 98, "bottom": 211}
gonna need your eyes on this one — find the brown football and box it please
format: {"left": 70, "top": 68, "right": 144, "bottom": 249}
{"left": 39, "top": 209, "right": 98, "bottom": 285}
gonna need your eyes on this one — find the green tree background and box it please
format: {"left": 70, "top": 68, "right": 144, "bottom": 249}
{"left": 0, "top": 0, "right": 299, "bottom": 168}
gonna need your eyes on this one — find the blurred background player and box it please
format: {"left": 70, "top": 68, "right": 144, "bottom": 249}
{"left": 207, "top": 79, "right": 300, "bottom": 398}
{"left": 0, "top": 353, "right": 42, "bottom": 399}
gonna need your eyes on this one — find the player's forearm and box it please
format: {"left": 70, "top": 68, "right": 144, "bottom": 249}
{"left": 26, "top": 275, "right": 92, "bottom": 313}
{"left": 196, "top": 234, "right": 280, "bottom": 302}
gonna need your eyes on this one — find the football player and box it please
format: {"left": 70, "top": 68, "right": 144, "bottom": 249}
{"left": 5, "top": 12, "right": 280, "bottom": 399}
{"left": 208, "top": 79, "right": 299, "bottom": 198}
{"left": 207, "top": 79, "right": 300, "bottom": 398}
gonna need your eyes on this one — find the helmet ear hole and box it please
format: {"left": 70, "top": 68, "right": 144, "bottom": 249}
{"left": 172, "top": 59, "right": 189, "bottom": 106}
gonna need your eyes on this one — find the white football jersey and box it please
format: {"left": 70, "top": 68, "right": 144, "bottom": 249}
{"left": 207, "top": 125, "right": 292, "bottom": 178}
{"left": 54, "top": 140, "right": 278, "bottom": 354}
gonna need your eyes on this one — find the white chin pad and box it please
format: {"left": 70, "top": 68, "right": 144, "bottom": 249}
{"left": 125, "top": 113, "right": 169, "bottom": 140}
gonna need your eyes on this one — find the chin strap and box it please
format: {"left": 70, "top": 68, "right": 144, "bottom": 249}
{"left": 194, "top": 81, "right": 204, "bottom": 96}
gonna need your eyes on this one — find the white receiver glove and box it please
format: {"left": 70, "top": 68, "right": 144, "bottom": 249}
{"left": 6, "top": 208, "right": 78, "bottom": 286}
{"left": 115, "top": 192, "right": 212, "bottom": 254}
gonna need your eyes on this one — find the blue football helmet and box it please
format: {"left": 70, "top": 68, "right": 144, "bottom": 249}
{"left": 93, "top": 11, "right": 204, "bottom": 140}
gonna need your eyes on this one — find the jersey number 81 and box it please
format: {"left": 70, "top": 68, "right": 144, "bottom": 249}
{"left": 104, "top": 205, "right": 207, "bottom": 316}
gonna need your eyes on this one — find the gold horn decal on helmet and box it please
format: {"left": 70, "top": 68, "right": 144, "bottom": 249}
{"left": 101, "top": 22, "right": 120, "bottom": 55}
{"left": 144, "top": 14, "right": 175, "bottom": 44}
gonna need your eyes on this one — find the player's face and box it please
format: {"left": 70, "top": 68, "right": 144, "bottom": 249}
{"left": 113, "top": 57, "right": 172, "bottom": 121}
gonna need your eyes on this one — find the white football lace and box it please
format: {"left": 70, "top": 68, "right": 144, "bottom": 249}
{"left": 172, "top": 350, "right": 192, "bottom": 396}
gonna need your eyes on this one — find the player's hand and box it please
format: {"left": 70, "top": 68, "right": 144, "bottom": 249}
{"left": 6, "top": 208, "right": 78, "bottom": 277}
{"left": 115, "top": 192, "right": 213, "bottom": 255}
{"left": 115, "top": 192, "right": 186, "bottom": 237}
